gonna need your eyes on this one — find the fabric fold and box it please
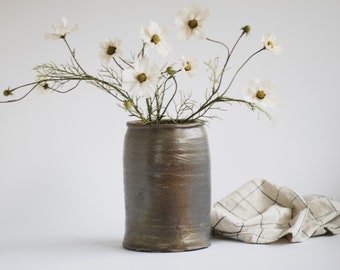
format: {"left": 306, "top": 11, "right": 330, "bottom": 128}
{"left": 211, "top": 179, "right": 340, "bottom": 243}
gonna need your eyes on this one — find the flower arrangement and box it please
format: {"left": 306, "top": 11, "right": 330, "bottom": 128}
{"left": 1, "top": 4, "right": 281, "bottom": 124}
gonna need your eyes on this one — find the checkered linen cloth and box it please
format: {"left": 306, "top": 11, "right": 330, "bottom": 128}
{"left": 211, "top": 179, "right": 340, "bottom": 243}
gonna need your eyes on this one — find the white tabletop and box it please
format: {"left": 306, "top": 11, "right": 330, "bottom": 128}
{"left": 1, "top": 232, "right": 338, "bottom": 270}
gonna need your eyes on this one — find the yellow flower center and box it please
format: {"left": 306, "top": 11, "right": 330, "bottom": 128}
{"left": 151, "top": 34, "right": 160, "bottom": 44}
{"left": 256, "top": 90, "right": 266, "bottom": 99}
{"left": 188, "top": 19, "right": 198, "bottom": 29}
{"left": 136, "top": 73, "right": 147, "bottom": 83}
{"left": 184, "top": 62, "right": 192, "bottom": 72}
{"left": 267, "top": 41, "right": 274, "bottom": 48}
{"left": 107, "top": 45, "right": 117, "bottom": 56}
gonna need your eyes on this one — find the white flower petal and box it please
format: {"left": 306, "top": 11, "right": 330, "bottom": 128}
{"left": 44, "top": 32, "right": 60, "bottom": 40}
{"left": 148, "top": 21, "right": 159, "bottom": 33}
{"left": 61, "top": 17, "right": 68, "bottom": 28}
{"left": 70, "top": 24, "right": 79, "bottom": 33}
{"left": 156, "top": 41, "right": 171, "bottom": 57}
{"left": 197, "top": 8, "right": 209, "bottom": 21}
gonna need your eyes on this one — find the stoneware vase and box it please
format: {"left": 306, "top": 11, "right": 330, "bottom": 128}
{"left": 122, "top": 121, "right": 211, "bottom": 252}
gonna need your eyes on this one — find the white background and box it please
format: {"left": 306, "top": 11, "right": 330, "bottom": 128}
{"left": 0, "top": 0, "right": 339, "bottom": 269}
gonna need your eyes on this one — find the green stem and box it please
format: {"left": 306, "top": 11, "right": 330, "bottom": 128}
{"left": 184, "top": 33, "right": 245, "bottom": 119}
{"left": 207, "top": 32, "right": 244, "bottom": 94}
{"left": 159, "top": 76, "right": 178, "bottom": 122}
{"left": 221, "top": 47, "right": 265, "bottom": 96}
{"left": 185, "top": 47, "right": 265, "bottom": 122}
{"left": 113, "top": 56, "right": 124, "bottom": 70}
{"left": 62, "top": 38, "right": 87, "bottom": 75}
{"left": 0, "top": 83, "right": 39, "bottom": 103}
{"left": 146, "top": 98, "right": 153, "bottom": 123}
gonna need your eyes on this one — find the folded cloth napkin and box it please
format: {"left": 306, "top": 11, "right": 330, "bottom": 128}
{"left": 211, "top": 179, "right": 340, "bottom": 243}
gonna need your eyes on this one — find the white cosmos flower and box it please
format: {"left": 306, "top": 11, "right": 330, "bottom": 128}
{"left": 261, "top": 33, "right": 282, "bottom": 55}
{"left": 140, "top": 21, "right": 171, "bottom": 57}
{"left": 44, "top": 17, "right": 79, "bottom": 40}
{"left": 99, "top": 38, "right": 122, "bottom": 64}
{"left": 122, "top": 57, "right": 161, "bottom": 98}
{"left": 180, "top": 56, "right": 198, "bottom": 77}
{"left": 175, "top": 4, "right": 209, "bottom": 40}
{"left": 242, "top": 78, "right": 277, "bottom": 109}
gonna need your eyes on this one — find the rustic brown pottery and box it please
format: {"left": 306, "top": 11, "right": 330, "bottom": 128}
{"left": 122, "top": 121, "right": 211, "bottom": 252}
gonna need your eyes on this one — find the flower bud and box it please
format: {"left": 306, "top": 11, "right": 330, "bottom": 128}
{"left": 241, "top": 25, "right": 251, "bottom": 35}
{"left": 166, "top": 66, "right": 176, "bottom": 76}
{"left": 124, "top": 100, "right": 133, "bottom": 111}
{"left": 3, "top": 89, "right": 13, "bottom": 97}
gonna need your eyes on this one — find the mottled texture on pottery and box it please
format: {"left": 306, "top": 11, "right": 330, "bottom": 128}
{"left": 123, "top": 121, "right": 211, "bottom": 252}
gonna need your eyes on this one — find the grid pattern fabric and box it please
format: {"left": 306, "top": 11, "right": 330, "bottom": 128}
{"left": 211, "top": 179, "right": 340, "bottom": 243}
